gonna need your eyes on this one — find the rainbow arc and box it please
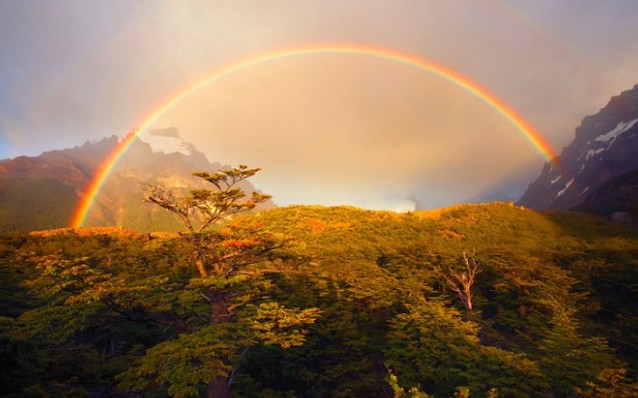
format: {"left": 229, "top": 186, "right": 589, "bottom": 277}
{"left": 71, "top": 43, "right": 558, "bottom": 227}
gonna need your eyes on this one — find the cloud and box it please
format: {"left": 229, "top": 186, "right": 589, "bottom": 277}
{"left": 1, "top": 0, "right": 638, "bottom": 206}
{"left": 156, "top": 55, "right": 541, "bottom": 208}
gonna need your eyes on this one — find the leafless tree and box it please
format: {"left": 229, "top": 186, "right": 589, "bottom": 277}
{"left": 438, "top": 249, "right": 480, "bottom": 313}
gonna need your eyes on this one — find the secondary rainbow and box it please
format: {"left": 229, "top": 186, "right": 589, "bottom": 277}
{"left": 71, "top": 43, "right": 558, "bottom": 227}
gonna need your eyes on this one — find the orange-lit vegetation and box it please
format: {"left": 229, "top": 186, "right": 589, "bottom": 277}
{"left": 0, "top": 171, "right": 637, "bottom": 397}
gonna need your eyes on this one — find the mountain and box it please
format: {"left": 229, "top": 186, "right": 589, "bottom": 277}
{"left": 518, "top": 84, "right": 638, "bottom": 218}
{"left": 573, "top": 170, "right": 638, "bottom": 221}
{"left": 0, "top": 128, "right": 272, "bottom": 233}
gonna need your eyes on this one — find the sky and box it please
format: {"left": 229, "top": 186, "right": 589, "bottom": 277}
{"left": 1, "top": 0, "right": 638, "bottom": 210}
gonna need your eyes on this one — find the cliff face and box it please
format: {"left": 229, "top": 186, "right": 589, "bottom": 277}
{"left": 518, "top": 84, "right": 638, "bottom": 213}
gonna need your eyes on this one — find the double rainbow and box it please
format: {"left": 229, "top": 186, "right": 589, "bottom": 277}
{"left": 71, "top": 43, "right": 557, "bottom": 227}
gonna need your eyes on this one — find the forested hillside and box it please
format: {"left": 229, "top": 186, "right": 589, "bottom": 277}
{"left": 1, "top": 203, "right": 637, "bottom": 397}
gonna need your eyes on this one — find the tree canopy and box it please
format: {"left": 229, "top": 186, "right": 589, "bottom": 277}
{"left": 0, "top": 192, "right": 637, "bottom": 397}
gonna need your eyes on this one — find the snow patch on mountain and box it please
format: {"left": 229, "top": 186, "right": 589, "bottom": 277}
{"left": 556, "top": 179, "right": 574, "bottom": 198}
{"left": 585, "top": 148, "right": 605, "bottom": 161}
{"left": 138, "top": 128, "right": 194, "bottom": 156}
{"left": 595, "top": 118, "right": 638, "bottom": 144}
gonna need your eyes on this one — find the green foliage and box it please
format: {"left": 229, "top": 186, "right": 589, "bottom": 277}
{"left": 233, "top": 280, "right": 384, "bottom": 397}
{"left": 118, "top": 324, "right": 255, "bottom": 397}
{"left": 0, "top": 202, "right": 637, "bottom": 396}
{"left": 0, "top": 177, "right": 77, "bottom": 233}
{"left": 386, "top": 300, "right": 543, "bottom": 397}
{"left": 250, "top": 302, "right": 321, "bottom": 348}
{"left": 575, "top": 368, "right": 638, "bottom": 397}
{"left": 538, "top": 305, "right": 622, "bottom": 395}
{"left": 386, "top": 368, "right": 434, "bottom": 398}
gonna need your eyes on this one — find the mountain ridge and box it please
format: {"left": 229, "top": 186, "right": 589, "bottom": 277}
{"left": 0, "top": 129, "right": 270, "bottom": 233}
{"left": 518, "top": 84, "right": 638, "bottom": 217}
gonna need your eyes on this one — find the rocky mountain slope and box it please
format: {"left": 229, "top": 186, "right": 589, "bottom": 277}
{"left": 573, "top": 170, "right": 638, "bottom": 221}
{"left": 518, "top": 84, "right": 638, "bottom": 218}
{"left": 0, "top": 128, "right": 271, "bottom": 232}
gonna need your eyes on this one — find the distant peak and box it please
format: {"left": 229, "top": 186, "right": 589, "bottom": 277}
{"left": 138, "top": 127, "right": 194, "bottom": 156}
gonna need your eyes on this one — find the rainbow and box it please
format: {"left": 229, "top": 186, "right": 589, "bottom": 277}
{"left": 70, "top": 43, "right": 558, "bottom": 227}
{"left": 71, "top": 132, "right": 139, "bottom": 227}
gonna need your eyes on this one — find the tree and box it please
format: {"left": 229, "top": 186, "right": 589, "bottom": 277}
{"left": 437, "top": 250, "right": 480, "bottom": 313}
{"left": 136, "top": 165, "right": 319, "bottom": 397}
{"left": 385, "top": 300, "right": 542, "bottom": 397}
{"left": 538, "top": 302, "right": 622, "bottom": 396}
{"left": 12, "top": 166, "right": 319, "bottom": 398}
{"left": 144, "top": 166, "right": 273, "bottom": 327}
{"left": 144, "top": 165, "right": 271, "bottom": 278}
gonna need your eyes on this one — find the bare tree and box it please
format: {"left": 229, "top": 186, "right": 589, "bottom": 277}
{"left": 438, "top": 249, "right": 480, "bottom": 313}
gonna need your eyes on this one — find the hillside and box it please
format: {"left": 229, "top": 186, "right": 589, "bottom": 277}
{"left": 1, "top": 203, "right": 636, "bottom": 397}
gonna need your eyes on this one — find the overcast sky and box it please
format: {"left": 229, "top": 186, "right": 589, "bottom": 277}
{"left": 1, "top": 0, "right": 637, "bottom": 210}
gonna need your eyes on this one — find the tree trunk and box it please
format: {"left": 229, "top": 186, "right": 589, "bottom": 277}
{"left": 191, "top": 235, "right": 208, "bottom": 278}
{"left": 210, "top": 290, "right": 230, "bottom": 324}
{"left": 207, "top": 376, "right": 230, "bottom": 398}
{"left": 207, "top": 290, "right": 231, "bottom": 397}
{"left": 195, "top": 256, "right": 207, "bottom": 278}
